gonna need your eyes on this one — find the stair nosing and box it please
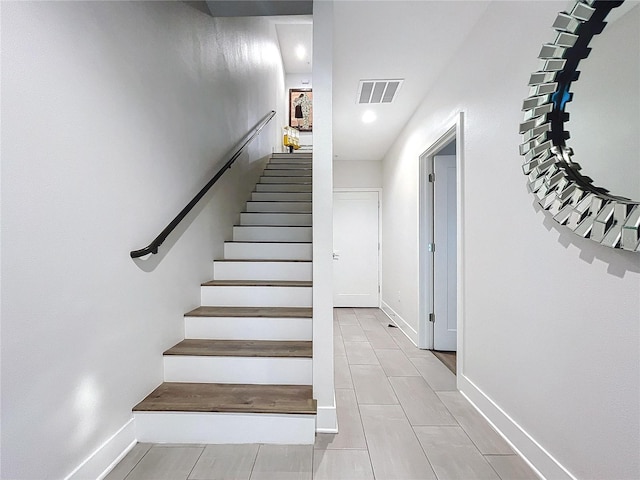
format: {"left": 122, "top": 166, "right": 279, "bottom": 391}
{"left": 185, "top": 306, "right": 313, "bottom": 318}
{"left": 163, "top": 339, "right": 313, "bottom": 358}
{"left": 213, "top": 259, "right": 311, "bottom": 263}
{"left": 224, "top": 241, "right": 312, "bottom": 244}
{"left": 133, "top": 382, "right": 317, "bottom": 415}
{"left": 201, "top": 280, "right": 312, "bottom": 287}
{"left": 233, "top": 225, "right": 312, "bottom": 228}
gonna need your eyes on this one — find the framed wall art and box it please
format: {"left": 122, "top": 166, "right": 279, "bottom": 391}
{"left": 289, "top": 89, "right": 313, "bottom": 132}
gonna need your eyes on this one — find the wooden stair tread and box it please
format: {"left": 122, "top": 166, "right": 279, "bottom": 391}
{"left": 242, "top": 212, "right": 311, "bottom": 215}
{"left": 233, "top": 225, "right": 311, "bottom": 228}
{"left": 202, "top": 280, "right": 312, "bottom": 287}
{"left": 133, "top": 382, "right": 316, "bottom": 415}
{"left": 225, "top": 241, "right": 312, "bottom": 244}
{"left": 185, "top": 306, "right": 312, "bottom": 318}
{"left": 213, "top": 259, "right": 311, "bottom": 263}
{"left": 164, "top": 339, "right": 312, "bottom": 357}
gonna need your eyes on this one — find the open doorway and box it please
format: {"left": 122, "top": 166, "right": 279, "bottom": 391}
{"left": 418, "top": 113, "right": 463, "bottom": 374}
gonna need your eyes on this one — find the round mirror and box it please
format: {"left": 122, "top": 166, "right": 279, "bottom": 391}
{"left": 519, "top": 0, "right": 640, "bottom": 252}
{"left": 566, "top": 2, "right": 640, "bottom": 201}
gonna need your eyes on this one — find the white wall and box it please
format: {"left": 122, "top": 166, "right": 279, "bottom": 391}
{"left": 381, "top": 2, "right": 640, "bottom": 479}
{"left": 333, "top": 160, "right": 382, "bottom": 189}
{"left": 0, "top": 2, "right": 285, "bottom": 478}
{"left": 285, "top": 73, "right": 314, "bottom": 150}
{"left": 312, "top": 0, "right": 337, "bottom": 433}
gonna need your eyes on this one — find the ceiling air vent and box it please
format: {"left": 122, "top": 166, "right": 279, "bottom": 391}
{"left": 357, "top": 79, "right": 403, "bottom": 104}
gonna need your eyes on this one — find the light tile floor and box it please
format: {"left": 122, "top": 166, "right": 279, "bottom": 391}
{"left": 107, "top": 308, "right": 539, "bottom": 480}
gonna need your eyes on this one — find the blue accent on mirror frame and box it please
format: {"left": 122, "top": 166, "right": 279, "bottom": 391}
{"left": 552, "top": 85, "right": 571, "bottom": 111}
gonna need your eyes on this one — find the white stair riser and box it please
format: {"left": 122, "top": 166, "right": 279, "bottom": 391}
{"left": 184, "top": 316, "right": 312, "bottom": 341}
{"left": 201, "top": 285, "right": 312, "bottom": 307}
{"left": 163, "top": 356, "right": 312, "bottom": 384}
{"left": 134, "top": 412, "right": 316, "bottom": 444}
{"left": 224, "top": 242, "right": 312, "bottom": 260}
{"left": 213, "top": 261, "right": 312, "bottom": 281}
{"left": 246, "top": 201, "right": 311, "bottom": 213}
{"left": 260, "top": 176, "right": 312, "bottom": 184}
{"left": 240, "top": 213, "right": 311, "bottom": 226}
{"left": 265, "top": 162, "right": 313, "bottom": 173}
{"left": 263, "top": 170, "right": 312, "bottom": 177}
{"left": 270, "top": 155, "right": 312, "bottom": 162}
{"left": 255, "top": 184, "right": 312, "bottom": 192}
{"left": 233, "top": 226, "right": 312, "bottom": 242}
{"left": 251, "top": 192, "right": 312, "bottom": 202}
{"left": 271, "top": 153, "right": 312, "bottom": 158}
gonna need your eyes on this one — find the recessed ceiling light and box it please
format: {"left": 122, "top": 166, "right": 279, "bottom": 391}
{"left": 295, "top": 44, "right": 306, "bottom": 60}
{"left": 362, "top": 110, "right": 377, "bottom": 124}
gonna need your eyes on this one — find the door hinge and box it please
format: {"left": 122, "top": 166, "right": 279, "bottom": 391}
{"left": 429, "top": 313, "right": 435, "bottom": 323}
{"left": 428, "top": 173, "right": 435, "bottom": 182}
{"left": 428, "top": 242, "right": 436, "bottom": 252}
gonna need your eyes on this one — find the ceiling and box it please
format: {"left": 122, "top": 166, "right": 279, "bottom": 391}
{"left": 261, "top": 2, "right": 493, "bottom": 162}
{"left": 275, "top": 20, "right": 313, "bottom": 74}
{"left": 205, "top": 1, "right": 312, "bottom": 17}
{"left": 331, "top": 1, "right": 491, "bottom": 161}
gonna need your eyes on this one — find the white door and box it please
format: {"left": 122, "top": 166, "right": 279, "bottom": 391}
{"left": 433, "top": 155, "right": 457, "bottom": 351}
{"left": 333, "top": 191, "right": 380, "bottom": 307}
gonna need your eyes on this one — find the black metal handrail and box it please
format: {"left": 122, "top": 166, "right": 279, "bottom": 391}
{"left": 130, "top": 110, "right": 276, "bottom": 258}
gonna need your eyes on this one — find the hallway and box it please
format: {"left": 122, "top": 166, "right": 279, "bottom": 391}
{"left": 106, "top": 308, "right": 537, "bottom": 480}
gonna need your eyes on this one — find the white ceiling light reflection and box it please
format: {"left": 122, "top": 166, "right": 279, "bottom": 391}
{"left": 295, "top": 44, "right": 307, "bottom": 60}
{"left": 362, "top": 110, "right": 377, "bottom": 124}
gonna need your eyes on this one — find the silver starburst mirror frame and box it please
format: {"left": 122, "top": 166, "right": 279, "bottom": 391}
{"left": 519, "top": 0, "right": 640, "bottom": 252}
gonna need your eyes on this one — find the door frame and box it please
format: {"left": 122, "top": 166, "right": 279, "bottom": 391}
{"left": 333, "top": 188, "right": 382, "bottom": 307}
{"left": 418, "top": 112, "right": 464, "bottom": 364}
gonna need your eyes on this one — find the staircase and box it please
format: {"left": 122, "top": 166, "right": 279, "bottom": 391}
{"left": 133, "top": 152, "right": 316, "bottom": 444}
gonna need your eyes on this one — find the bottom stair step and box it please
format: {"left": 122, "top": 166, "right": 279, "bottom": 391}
{"left": 133, "top": 383, "right": 317, "bottom": 444}
{"left": 133, "top": 382, "right": 316, "bottom": 414}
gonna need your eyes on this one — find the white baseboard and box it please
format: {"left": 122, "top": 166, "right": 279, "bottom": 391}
{"left": 64, "top": 418, "right": 136, "bottom": 480}
{"left": 458, "top": 374, "right": 575, "bottom": 480}
{"left": 315, "top": 397, "right": 338, "bottom": 433}
{"left": 380, "top": 301, "right": 418, "bottom": 345}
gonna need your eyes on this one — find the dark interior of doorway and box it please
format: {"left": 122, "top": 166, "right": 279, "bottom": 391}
{"left": 433, "top": 351, "right": 456, "bottom": 375}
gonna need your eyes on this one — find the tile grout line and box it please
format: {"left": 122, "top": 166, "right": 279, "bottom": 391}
{"left": 482, "top": 452, "right": 509, "bottom": 480}
{"left": 338, "top": 307, "right": 377, "bottom": 479}
{"left": 354, "top": 308, "right": 435, "bottom": 480}
{"left": 120, "top": 445, "right": 151, "bottom": 480}
{"left": 185, "top": 446, "right": 206, "bottom": 480}
{"left": 355, "top": 307, "right": 453, "bottom": 480}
